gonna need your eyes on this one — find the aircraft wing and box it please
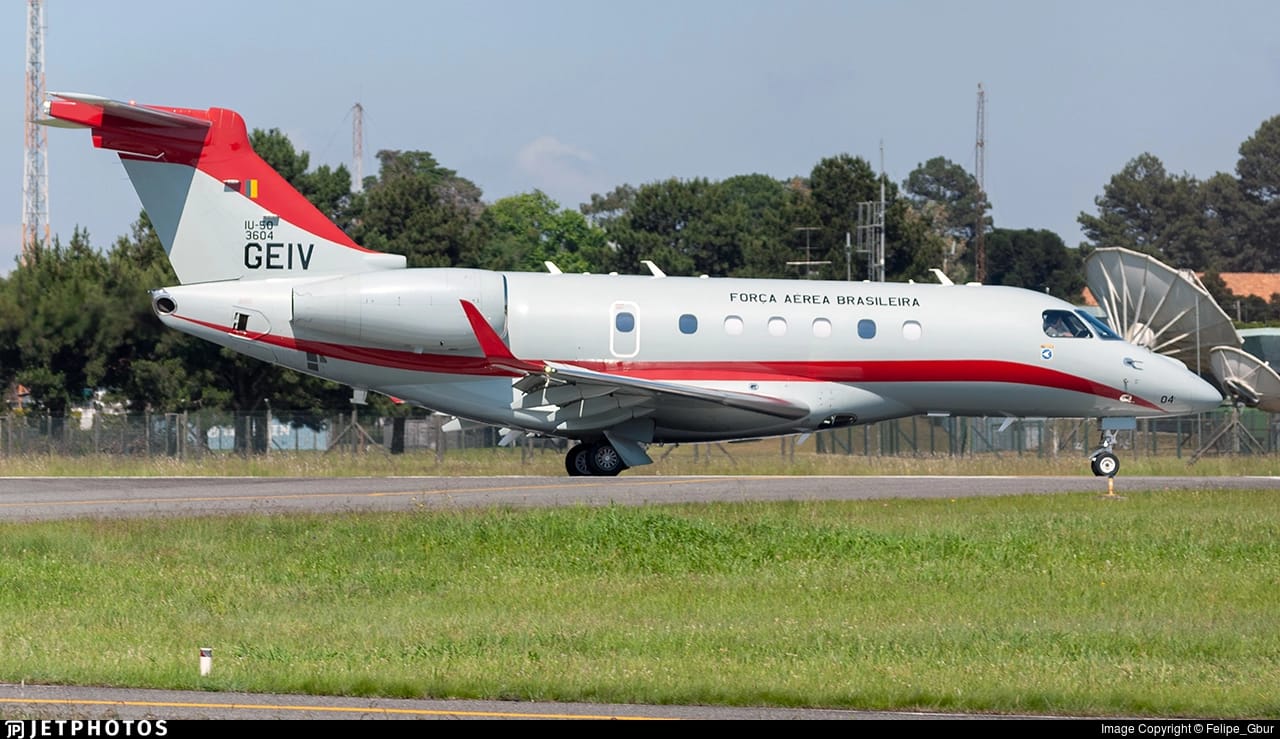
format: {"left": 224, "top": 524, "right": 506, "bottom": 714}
{"left": 522, "top": 361, "right": 811, "bottom": 420}
{"left": 460, "top": 301, "right": 810, "bottom": 431}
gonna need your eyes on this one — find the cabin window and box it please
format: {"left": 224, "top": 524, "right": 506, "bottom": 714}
{"left": 615, "top": 312, "right": 635, "bottom": 332}
{"left": 812, "top": 318, "right": 832, "bottom": 338}
{"left": 1042, "top": 310, "right": 1090, "bottom": 339}
{"left": 679, "top": 314, "right": 698, "bottom": 334}
{"left": 857, "top": 319, "right": 876, "bottom": 339}
{"left": 768, "top": 317, "right": 787, "bottom": 337}
{"left": 902, "top": 320, "right": 922, "bottom": 341}
{"left": 724, "top": 315, "right": 744, "bottom": 336}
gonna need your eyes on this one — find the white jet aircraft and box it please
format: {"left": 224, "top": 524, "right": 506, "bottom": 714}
{"left": 41, "top": 93, "right": 1224, "bottom": 477}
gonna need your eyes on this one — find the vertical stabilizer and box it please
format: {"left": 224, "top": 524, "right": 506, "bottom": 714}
{"left": 41, "top": 92, "right": 405, "bottom": 283}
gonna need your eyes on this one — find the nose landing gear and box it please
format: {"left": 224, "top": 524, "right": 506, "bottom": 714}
{"left": 1089, "top": 428, "right": 1120, "bottom": 478}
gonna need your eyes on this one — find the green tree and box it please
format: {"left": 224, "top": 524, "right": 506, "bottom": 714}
{"left": 796, "top": 154, "right": 943, "bottom": 284}
{"left": 350, "top": 150, "right": 486, "bottom": 266}
{"left": 1234, "top": 115, "right": 1280, "bottom": 271}
{"left": 0, "top": 229, "right": 115, "bottom": 416}
{"left": 602, "top": 177, "right": 732, "bottom": 276}
{"left": 1198, "top": 172, "right": 1251, "bottom": 271}
{"left": 580, "top": 184, "right": 637, "bottom": 230}
{"left": 1078, "top": 153, "right": 1217, "bottom": 269}
{"left": 892, "top": 201, "right": 959, "bottom": 284}
{"left": 903, "top": 156, "right": 988, "bottom": 245}
{"left": 100, "top": 212, "right": 214, "bottom": 413}
{"left": 717, "top": 174, "right": 795, "bottom": 278}
{"left": 802, "top": 154, "right": 878, "bottom": 281}
{"left": 984, "top": 228, "right": 1084, "bottom": 301}
{"left": 478, "top": 190, "right": 611, "bottom": 273}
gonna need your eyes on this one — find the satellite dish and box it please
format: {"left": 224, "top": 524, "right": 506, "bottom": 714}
{"left": 1084, "top": 247, "right": 1240, "bottom": 373}
{"left": 1208, "top": 346, "right": 1280, "bottom": 414}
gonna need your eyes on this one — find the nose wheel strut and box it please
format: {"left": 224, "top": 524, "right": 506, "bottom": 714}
{"left": 1089, "top": 428, "right": 1120, "bottom": 478}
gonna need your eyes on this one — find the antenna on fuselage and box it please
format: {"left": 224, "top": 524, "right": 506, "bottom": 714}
{"left": 642, "top": 260, "right": 666, "bottom": 277}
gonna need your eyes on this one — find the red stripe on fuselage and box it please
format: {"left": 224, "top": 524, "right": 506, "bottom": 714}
{"left": 173, "top": 314, "right": 1158, "bottom": 410}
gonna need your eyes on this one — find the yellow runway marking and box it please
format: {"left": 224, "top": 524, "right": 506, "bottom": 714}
{"left": 0, "top": 696, "right": 669, "bottom": 719}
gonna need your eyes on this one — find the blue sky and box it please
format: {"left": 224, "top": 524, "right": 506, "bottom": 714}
{"left": 4, "top": 0, "right": 1278, "bottom": 275}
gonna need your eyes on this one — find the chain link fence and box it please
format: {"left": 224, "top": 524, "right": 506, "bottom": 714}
{"left": 0, "top": 407, "right": 1276, "bottom": 462}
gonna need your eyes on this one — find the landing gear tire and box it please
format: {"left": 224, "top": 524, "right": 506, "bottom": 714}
{"left": 565, "top": 442, "right": 627, "bottom": 476}
{"left": 566, "top": 443, "right": 592, "bottom": 476}
{"left": 586, "top": 442, "right": 626, "bottom": 477}
{"left": 1089, "top": 427, "right": 1122, "bottom": 478}
{"left": 1090, "top": 451, "right": 1119, "bottom": 478}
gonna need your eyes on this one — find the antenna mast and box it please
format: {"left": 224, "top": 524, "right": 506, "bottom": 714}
{"left": 351, "top": 102, "right": 364, "bottom": 193}
{"left": 974, "top": 82, "right": 986, "bottom": 283}
{"left": 22, "top": 0, "right": 49, "bottom": 262}
{"left": 855, "top": 141, "right": 886, "bottom": 282}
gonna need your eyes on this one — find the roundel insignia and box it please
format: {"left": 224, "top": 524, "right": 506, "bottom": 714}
{"left": 1041, "top": 346, "right": 1053, "bottom": 361}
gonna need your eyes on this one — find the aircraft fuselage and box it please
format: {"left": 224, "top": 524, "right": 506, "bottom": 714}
{"left": 153, "top": 268, "right": 1222, "bottom": 445}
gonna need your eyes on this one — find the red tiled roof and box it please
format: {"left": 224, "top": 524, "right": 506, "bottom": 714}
{"left": 1082, "top": 273, "right": 1280, "bottom": 306}
{"left": 1218, "top": 273, "right": 1280, "bottom": 300}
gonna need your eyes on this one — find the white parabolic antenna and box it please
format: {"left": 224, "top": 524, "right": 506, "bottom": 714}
{"left": 1084, "top": 247, "right": 1240, "bottom": 373}
{"left": 1208, "top": 346, "right": 1280, "bottom": 414}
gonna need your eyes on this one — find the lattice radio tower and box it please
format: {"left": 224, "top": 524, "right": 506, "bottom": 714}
{"left": 973, "top": 82, "right": 986, "bottom": 283}
{"left": 351, "top": 102, "right": 363, "bottom": 193}
{"left": 22, "top": 0, "right": 50, "bottom": 262}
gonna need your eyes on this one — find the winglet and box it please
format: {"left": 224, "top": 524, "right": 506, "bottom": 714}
{"left": 459, "top": 300, "right": 541, "bottom": 373}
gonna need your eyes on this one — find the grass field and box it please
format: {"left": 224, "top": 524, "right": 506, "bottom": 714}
{"left": 1, "top": 478, "right": 1278, "bottom": 718}
{"left": 0, "top": 437, "right": 1277, "bottom": 478}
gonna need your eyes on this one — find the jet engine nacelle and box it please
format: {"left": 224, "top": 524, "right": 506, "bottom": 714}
{"left": 291, "top": 268, "right": 507, "bottom": 352}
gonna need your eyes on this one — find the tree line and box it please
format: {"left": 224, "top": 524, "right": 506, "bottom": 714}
{"left": 3, "top": 114, "right": 1279, "bottom": 425}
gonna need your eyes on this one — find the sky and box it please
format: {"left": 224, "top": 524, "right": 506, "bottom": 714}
{"left": 4, "top": 0, "right": 1279, "bottom": 276}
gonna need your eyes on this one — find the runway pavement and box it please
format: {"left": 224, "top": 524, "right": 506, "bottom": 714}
{"left": 0, "top": 474, "right": 1276, "bottom": 522}
{"left": 1, "top": 473, "right": 1276, "bottom": 720}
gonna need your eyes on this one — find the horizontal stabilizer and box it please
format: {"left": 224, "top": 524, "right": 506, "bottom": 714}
{"left": 46, "top": 92, "right": 213, "bottom": 131}
{"left": 43, "top": 92, "right": 212, "bottom": 161}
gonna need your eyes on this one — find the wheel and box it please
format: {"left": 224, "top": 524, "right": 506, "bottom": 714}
{"left": 1090, "top": 451, "right": 1119, "bottom": 478}
{"left": 565, "top": 443, "right": 592, "bottom": 476}
{"left": 586, "top": 442, "right": 626, "bottom": 476}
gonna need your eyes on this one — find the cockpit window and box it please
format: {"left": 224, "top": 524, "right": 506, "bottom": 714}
{"left": 1075, "top": 309, "right": 1122, "bottom": 340}
{"left": 1042, "top": 310, "right": 1091, "bottom": 339}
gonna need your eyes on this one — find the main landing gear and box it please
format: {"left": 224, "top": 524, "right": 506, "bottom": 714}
{"left": 1089, "top": 428, "right": 1120, "bottom": 478}
{"left": 565, "top": 441, "right": 628, "bottom": 477}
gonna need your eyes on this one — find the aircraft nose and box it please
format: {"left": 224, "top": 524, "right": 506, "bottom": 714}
{"left": 1181, "top": 373, "right": 1224, "bottom": 413}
